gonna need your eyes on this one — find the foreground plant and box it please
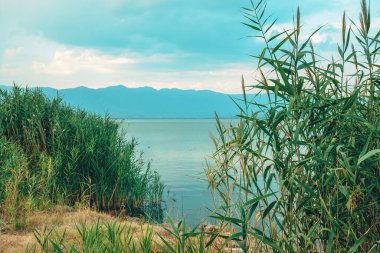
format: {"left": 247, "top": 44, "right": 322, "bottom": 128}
{"left": 207, "top": 0, "right": 379, "bottom": 252}
{"left": 25, "top": 220, "right": 153, "bottom": 253}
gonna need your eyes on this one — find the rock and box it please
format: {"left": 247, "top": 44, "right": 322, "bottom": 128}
{"left": 128, "top": 217, "right": 140, "bottom": 223}
{"left": 223, "top": 248, "right": 243, "bottom": 252}
{"left": 200, "top": 224, "right": 220, "bottom": 232}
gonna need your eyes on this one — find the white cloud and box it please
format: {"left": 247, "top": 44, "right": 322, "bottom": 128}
{"left": 261, "top": 0, "right": 379, "bottom": 47}
{"left": 105, "top": 0, "right": 170, "bottom": 8}
{"left": 2, "top": 0, "right": 378, "bottom": 94}
{"left": 32, "top": 49, "right": 136, "bottom": 75}
{"left": 371, "top": 17, "right": 380, "bottom": 29}
{"left": 4, "top": 47, "right": 23, "bottom": 57}
{"left": 267, "top": 17, "right": 338, "bottom": 46}
{"left": 128, "top": 63, "right": 255, "bottom": 94}
{"left": 0, "top": 35, "right": 250, "bottom": 93}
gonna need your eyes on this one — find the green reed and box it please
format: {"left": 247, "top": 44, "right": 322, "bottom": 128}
{"left": 5, "top": 0, "right": 380, "bottom": 252}
{"left": 0, "top": 87, "right": 164, "bottom": 222}
{"left": 26, "top": 217, "right": 212, "bottom": 253}
{"left": 25, "top": 220, "right": 153, "bottom": 253}
{"left": 206, "top": 0, "right": 379, "bottom": 252}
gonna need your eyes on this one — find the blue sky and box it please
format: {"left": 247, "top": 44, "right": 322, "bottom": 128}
{"left": 0, "top": 0, "right": 379, "bottom": 93}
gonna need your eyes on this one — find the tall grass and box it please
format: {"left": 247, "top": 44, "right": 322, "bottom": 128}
{"left": 0, "top": 86, "right": 164, "bottom": 223}
{"left": 3, "top": 0, "right": 380, "bottom": 252}
{"left": 207, "top": 0, "right": 379, "bottom": 252}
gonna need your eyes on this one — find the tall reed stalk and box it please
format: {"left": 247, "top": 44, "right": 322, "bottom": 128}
{"left": 207, "top": 0, "right": 379, "bottom": 252}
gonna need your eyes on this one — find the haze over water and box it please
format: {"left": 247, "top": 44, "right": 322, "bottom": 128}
{"left": 122, "top": 119, "right": 234, "bottom": 224}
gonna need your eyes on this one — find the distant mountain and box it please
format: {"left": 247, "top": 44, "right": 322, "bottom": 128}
{"left": 0, "top": 85, "right": 265, "bottom": 118}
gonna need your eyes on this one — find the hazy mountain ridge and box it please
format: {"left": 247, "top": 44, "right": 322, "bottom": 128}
{"left": 0, "top": 85, "right": 262, "bottom": 118}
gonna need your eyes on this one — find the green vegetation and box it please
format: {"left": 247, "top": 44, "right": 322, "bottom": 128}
{"left": 25, "top": 220, "right": 155, "bottom": 253}
{"left": 207, "top": 0, "right": 379, "bottom": 252}
{"left": 1, "top": 0, "right": 379, "bottom": 252}
{"left": 24, "top": 216, "right": 214, "bottom": 253}
{"left": 0, "top": 87, "right": 164, "bottom": 226}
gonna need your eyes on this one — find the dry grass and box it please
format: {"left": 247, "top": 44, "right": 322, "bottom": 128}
{"left": 0, "top": 206, "right": 257, "bottom": 252}
{"left": 0, "top": 206, "right": 170, "bottom": 253}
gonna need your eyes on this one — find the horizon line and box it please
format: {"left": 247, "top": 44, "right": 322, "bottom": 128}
{"left": 1, "top": 83, "right": 252, "bottom": 95}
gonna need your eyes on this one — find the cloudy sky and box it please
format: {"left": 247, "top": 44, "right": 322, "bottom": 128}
{"left": 0, "top": 0, "right": 379, "bottom": 93}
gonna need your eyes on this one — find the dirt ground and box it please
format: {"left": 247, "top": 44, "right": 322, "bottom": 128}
{"left": 0, "top": 207, "right": 169, "bottom": 253}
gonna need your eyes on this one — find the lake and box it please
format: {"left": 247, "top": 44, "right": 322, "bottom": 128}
{"left": 121, "top": 119, "right": 234, "bottom": 225}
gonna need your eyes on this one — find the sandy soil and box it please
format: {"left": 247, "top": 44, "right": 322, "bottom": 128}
{"left": 0, "top": 207, "right": 170, "bottom": 253}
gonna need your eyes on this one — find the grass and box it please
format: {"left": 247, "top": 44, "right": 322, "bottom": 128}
{"left": 0, "top": 207, "right": 243, "bottom": 252}
{"left": 206, "top": 0, "right": 379, "bottom": 252}
{"left": 0, "top": 207, "right": 161, "bottom": 253}
{"left": 1, "top": 0, "right": 379, "bottom": 252}
{"left": 0, "top": 86, "right": 164, "bottom": 227}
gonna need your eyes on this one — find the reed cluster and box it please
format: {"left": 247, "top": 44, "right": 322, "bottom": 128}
{"left": 2, "top": 0, "right": 379, "bottom": 252}
{"left": 0, "top": 87, "right": 164, "bottom": 226}
{"left": 207, "top": 0, "right": 379, "bottom": 252}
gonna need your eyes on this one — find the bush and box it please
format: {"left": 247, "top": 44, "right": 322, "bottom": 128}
{"left": 207, "top": 0, "right": 379, "bottom": 252}
{"left": 0, "top": 87, "right": 164, "bottom": 221}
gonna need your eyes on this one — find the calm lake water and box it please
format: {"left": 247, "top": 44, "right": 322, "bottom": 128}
{"left": 121, "top": 119, "right": 234, "bottom": 224}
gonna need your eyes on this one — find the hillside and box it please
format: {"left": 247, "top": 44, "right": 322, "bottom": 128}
{"left": 0, "top": 85, "right": 261, "bottom": 118}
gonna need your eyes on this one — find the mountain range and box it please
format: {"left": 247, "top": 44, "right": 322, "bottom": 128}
{"left": 0, "top": 85, "right": 263, "bottom": 118}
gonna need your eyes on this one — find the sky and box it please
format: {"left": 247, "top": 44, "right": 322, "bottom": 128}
{"left": 0, "top": 0, "right": 379, "bottom": 93}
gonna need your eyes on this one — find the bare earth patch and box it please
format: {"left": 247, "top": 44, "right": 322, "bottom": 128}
{"left": 0, "top": 207, "right": 169, "bottom": 253}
